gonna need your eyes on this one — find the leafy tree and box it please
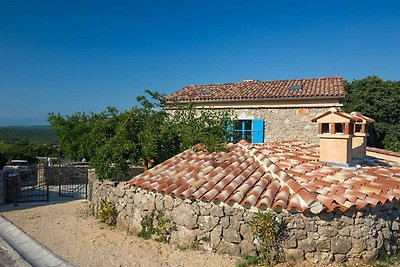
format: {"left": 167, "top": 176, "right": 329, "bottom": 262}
{"left": 0, "top": 140, "right": 59, "bottom": 168}
{"left": 48, "top": 112, "right": 91, "bottom": 160}
{"left": 48, "top": 90, "right": 234, "bottom": 180}
{"left": 343, "top": 76, "right": 400, "bottom": 152}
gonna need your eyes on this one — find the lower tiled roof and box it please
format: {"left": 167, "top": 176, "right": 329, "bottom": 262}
{"left": 127, "top": 140, "right": 400, "bottom": 213}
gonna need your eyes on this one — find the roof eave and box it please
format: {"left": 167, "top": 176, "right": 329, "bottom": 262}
{"left": 164, "top": 95, "right": 344, "bottom": 105}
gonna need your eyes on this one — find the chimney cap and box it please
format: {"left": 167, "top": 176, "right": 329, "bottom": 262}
{"left": 312, "top": 109, "right": 362, "bottom": 123}
{"left": 350, "top": 111, "right": 375, "bottom": 124}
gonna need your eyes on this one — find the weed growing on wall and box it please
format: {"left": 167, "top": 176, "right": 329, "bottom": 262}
{"left": 138, "top": 210, "right": 172, "bottom": 243}
{"left": 247, "top": 210, "right": 282, "bottom": 265}
{"left": 98, "top": 199, "right": 118, "bottom": 227}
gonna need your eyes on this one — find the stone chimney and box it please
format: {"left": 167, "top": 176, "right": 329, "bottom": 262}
{"left": 311, "top": 108, "right": 362, "bottom": 166}
{"left": 350, "top": 112, "right": 375, "bottom": 159}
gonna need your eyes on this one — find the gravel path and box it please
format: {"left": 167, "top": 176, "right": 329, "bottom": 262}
{"left": 0, "top": 200, "right": 238, "bottom": 267}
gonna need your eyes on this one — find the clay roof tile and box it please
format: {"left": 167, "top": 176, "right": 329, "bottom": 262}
{"left": 127, "top": 139, "right": 400, "bottom": 214}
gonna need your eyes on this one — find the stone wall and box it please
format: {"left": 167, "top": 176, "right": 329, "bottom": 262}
{"left": 230, "top": 107, "right": 327, "bottom": 143}
{"left": 90, "top": 173, "right": 400, "bottom": 264}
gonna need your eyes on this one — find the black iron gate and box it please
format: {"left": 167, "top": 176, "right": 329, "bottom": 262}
{"left": 58, "top": 164, "right": 88, "bottom": 199}
{"left": 4, "top": 165, "right": 49, "bottom": 203}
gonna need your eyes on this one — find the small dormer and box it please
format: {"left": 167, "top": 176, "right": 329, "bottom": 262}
{"left": 350, "top": 112, "right": 375, "bottom": 159}
{"left": 311, "top": 108, "right": 362, "bottom": 165}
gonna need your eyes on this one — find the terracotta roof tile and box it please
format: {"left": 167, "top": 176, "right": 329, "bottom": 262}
{"left": 127, "top": 139, "right": 400, "bottom": 214}
{"left": 164, "top": 77, "right": 345, "bottom": 103}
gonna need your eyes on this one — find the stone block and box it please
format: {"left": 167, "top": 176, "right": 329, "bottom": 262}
{"left": 293, "top": 230, "right": 307, "bottom": 240}
{"left": 224, "top": 206, "right": 238, "bottom": 216}
{"left": 210, "top": 225, "right": 222, "bottom": 248}
{"left": 377, "top": 232, "right": 384, "bottom": 248}
{"left": 362, "top": 248, "right": 378, "bottom": 261}
{"left": 233, "top": 210, "right": 244, "bottom": 221}
{"left": 392, "top": 221, "right": 399, "bottom": 231}
{"left": 304, "top": 223, "right": 317, "bottom": 232}
{"left": 334, "top": 254, "right": 347, "bottom": 262}
{"left": 382, "top": 228, "right": 391, "bottom": 239}
{"left": 287, "top": 218, "right": 306, "bottom": 229}
{"left": 155, "top": 194, "right": 164, "bottom": 210}
{"left": 351, "top": 240, "right": 366, "bottom": 254}
{"left": 164, "top": 195, "right": 174, "bottom": 210}
{"left": 170, "top": 226, "right": 197, "bottom": 248}
{"left": 171, "top": 202, "right": 199, "bottom": 229}
{"left": 220, "top": 217, "right": 230, "bottom": 229}
{"left": 285, "top": 249, "right": 305, "bottom": 262}
{"left": 209, "top": 205, "right": 224, "bottom": 217}
{"left": 240, "top": 224, "right": 252, "bottom": 240}
{"left": 199, "top": 203, "right": 212, "bottom": 216}
{"left": 313, "top": 252, "right": 333, "bottom": 263}
{"left": 239, "top": 240, "right": 254, "bottom": 255}
{"left": 316, "top": 237, "right": 331, "bottom": 252}
{"left": 116, "top": 210, "right": 129, "bottom": 231}
{"left": 338, "top": 227, "right": 350, "bottom": 236}
{"left": 282, "top": 238, "right": 297, "bottom": 249}
{"left": 308, "top": 232, "right": 320, "bottom": 240}
{"left": 298, "top": 239, "right": 316, "bottom": 252}
{"left": 331, "top": 237, "right": 352, "bottom": 254}
{"left": 318, "top": 226, "right": 338, "bottom": 237}
{"left": 366, "top": 237, "right": 377, "bottom": 249}
{"left": 223, "top": 228, "right": 241, "bottom": 243}
{"left": 198, "top": 216, "right": 219, "bottom": 231}
{"left": 216, "top": 239, "right": 240, "bottom": 255}
{"left": 128, "top": 209, "right": 142, "bottom": 234}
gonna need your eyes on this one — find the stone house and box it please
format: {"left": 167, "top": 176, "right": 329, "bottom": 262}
{"left": 90, "top": 109, "right": 400, "bottom": 263}
{"left": 163, "top": 76, "right": 345, "bottom": 143}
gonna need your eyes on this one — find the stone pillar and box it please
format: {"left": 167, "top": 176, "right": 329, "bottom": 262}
{"left": 0, "top": 174, "right": 5, "bottom": 205}
{"left": 87, "top": 169, "right": 97, "bottom": 201}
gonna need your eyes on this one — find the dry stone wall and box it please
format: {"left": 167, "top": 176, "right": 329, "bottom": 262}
{"left": 229, "top": 107, "right": 327, "bottom": 143}
{"left": 90, "top": 172, "right": 400, "bottom": 264}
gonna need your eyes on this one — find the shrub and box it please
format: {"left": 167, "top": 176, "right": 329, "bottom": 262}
{"left": 98, "top": 199, "right": 118, "bottom": 226}
{"left": 138, "top": 210, "right": 172, "bottom": 243}
{"left": 247, "top": 210, "right": 282, "bottom": 265}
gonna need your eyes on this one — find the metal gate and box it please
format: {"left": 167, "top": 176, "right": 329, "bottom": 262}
{"left": 58, "top": 164, "right": 88, "bottom": 199}
{"left": 4, "top": 165, "right": 49, "bottom": 203}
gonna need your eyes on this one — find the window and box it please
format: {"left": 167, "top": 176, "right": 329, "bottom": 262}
{"left": 321, "top": 123, "right": 330, "bottom": 134}
{"left": 335, "top": 123, "right": 344, "bottom": 133}
{"left": 232, "top": 119, "right": 264, "bottom": 143}
{"left": 355, "top": 124, "right": 362, "bottom": 133}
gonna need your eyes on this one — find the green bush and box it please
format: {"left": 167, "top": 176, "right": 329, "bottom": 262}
{"left": 98, "top": 199, "right": 118, "bottom": 226}
{"left": 138, "top": 210, "right": 172, "bottom": 243}
{"left": 247, "top": 210, "right": 281, "bottom": 265}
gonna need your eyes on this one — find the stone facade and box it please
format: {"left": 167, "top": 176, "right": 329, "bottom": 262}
{"left": 90, "top": 172, "right": 400, "bottom": 264}
{"left": 231, "top": 107, "right": 327, "bottom": 143}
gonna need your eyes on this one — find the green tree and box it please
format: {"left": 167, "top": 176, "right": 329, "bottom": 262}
{"left": 343, "top": 76, "right": 400, "bottom": 152}
{"left": 48, "top": 112, "right": 91, "bottom": 160}
{"left": 0, "top": 140, "right": 59, "bottom": 168}
{"left": 48, "top": 91, "right": 234, "bottom": 180}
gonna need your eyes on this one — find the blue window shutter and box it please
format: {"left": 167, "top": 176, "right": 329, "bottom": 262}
{"left": 252, "top": 119, "right": 264, "bottom": 143}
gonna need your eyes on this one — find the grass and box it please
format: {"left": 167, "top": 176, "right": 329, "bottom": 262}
{"left": 373, "top": 250, "right": 400, "bottom": 267}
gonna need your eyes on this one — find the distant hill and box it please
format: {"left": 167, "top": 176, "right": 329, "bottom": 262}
{"left": 0, "top": 125, "right": 58, "bottom": 143}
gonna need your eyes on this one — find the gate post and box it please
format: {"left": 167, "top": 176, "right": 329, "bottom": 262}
{"left": 0, "top": 173, "right": 4, "bottom": 205}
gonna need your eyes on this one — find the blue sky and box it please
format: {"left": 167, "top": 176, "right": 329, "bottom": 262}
{"left": 0, "top": 0, "right": 399, "bottom": 126}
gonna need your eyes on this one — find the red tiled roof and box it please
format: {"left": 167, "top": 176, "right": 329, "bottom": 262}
{"left": 164, "top": 76, "right": 345, "bottom": 103}
{"left": 127, "top": 140, "right": 400, "bottom": 213}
